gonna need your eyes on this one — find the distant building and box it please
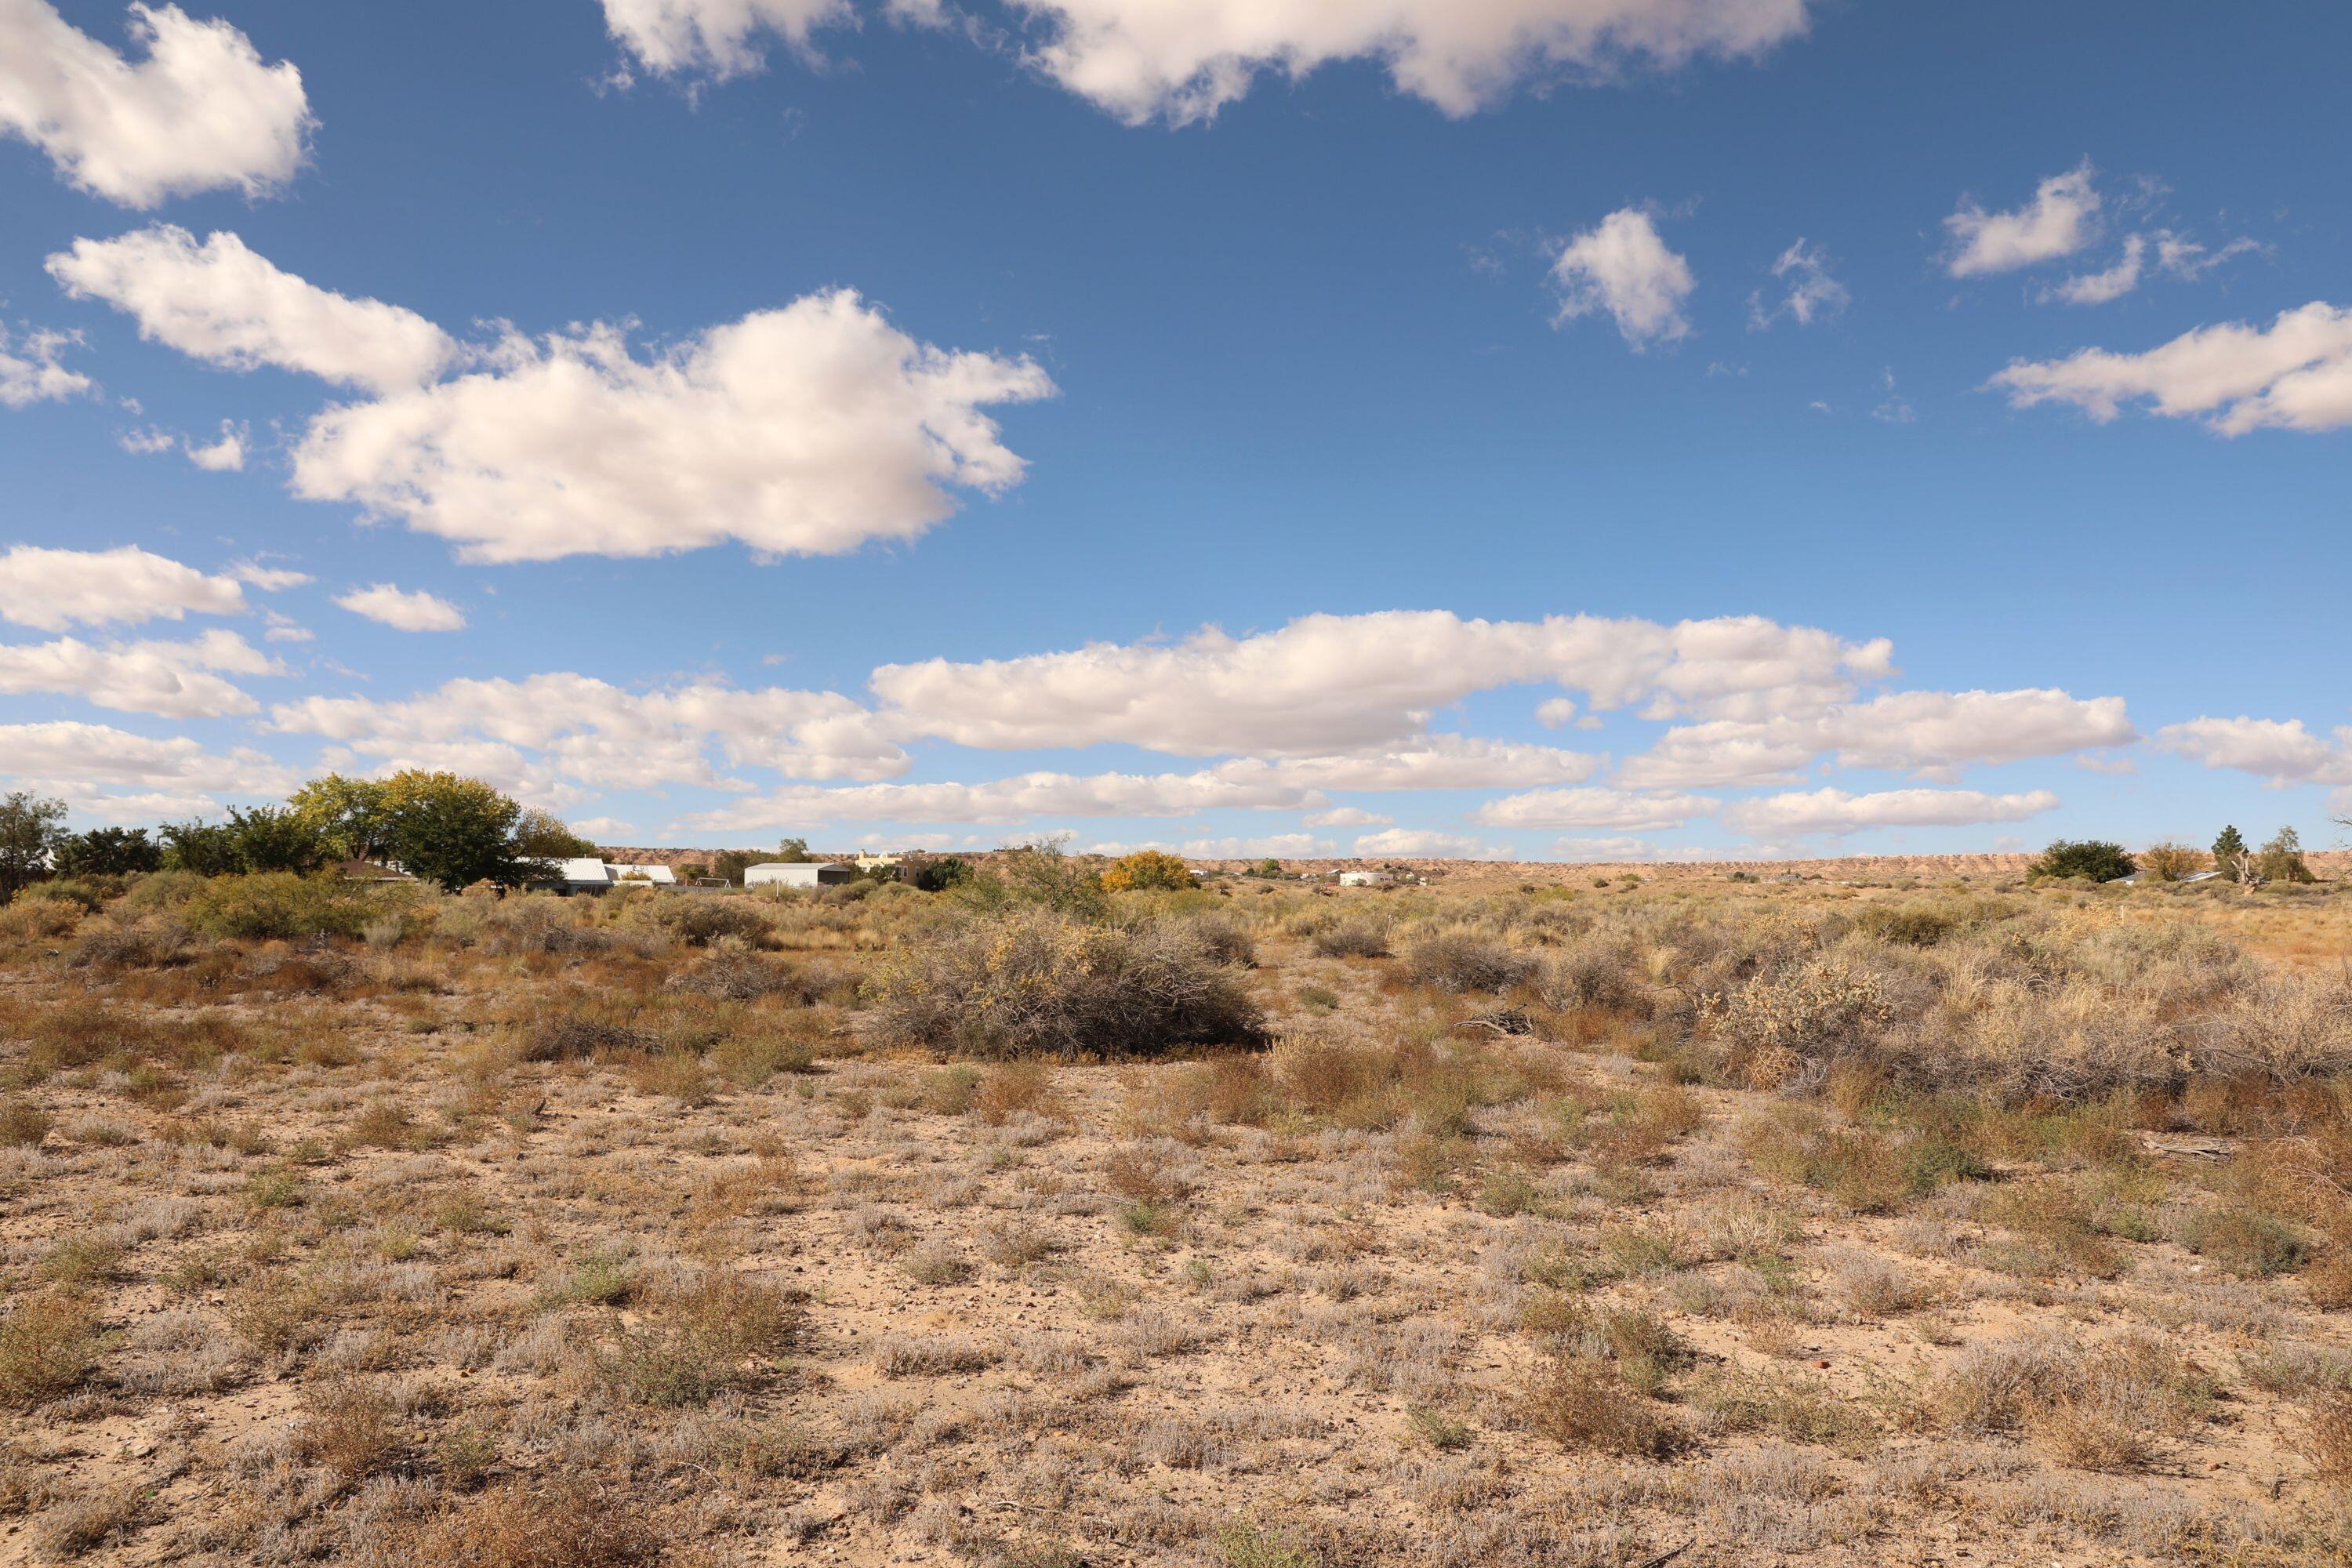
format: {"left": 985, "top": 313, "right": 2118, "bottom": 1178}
{"left": 552, "top": 858, "right": 677, "bottom": 892}
{"left": 1338, "top": 869, "right": 1396, "bottom": 887}
{"left": 745, "top": 862, "right": 855, "bottom": 889}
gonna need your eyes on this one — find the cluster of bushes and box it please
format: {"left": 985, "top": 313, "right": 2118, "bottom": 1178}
{"left": 864, "top": 906, "right": 1264, "bottom": 1059}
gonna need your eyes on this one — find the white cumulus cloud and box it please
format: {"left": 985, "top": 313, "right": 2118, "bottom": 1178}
{"left": 0, "top": 1, "right": 310, "bottom": 207}
{"left": 1945, "top": 161, "right": 2100, "bottom": 278}
{"left": 183, "top": 419, "right": 245, "bottom": 471}
{"left": 1009, "top": 0, "right": 1811, "bottom": 125}
{"left": 0, "top": 718, "right": 297, "bottom": 801}
{"left": 333, "top": 583, "right": 466, "bottom": 633}
{"left": 292, "top": 288, "right": 1055, "bottom": 563}
{"left": 1988, "top": 303, "right": 2352, "bottom": 435}
{"left": 1354, "top": 827, "right": 1504, "bottom": 858}
{"left": 2154, "top": 716, "right": 2352, "bottom": 788}
{"left": 0, "top": 543, "right": 249, "bottom": 630}
{"left": 1551, "top": 208, "right": 1693, "bottom": 347}
{"left": 49, "top": 226, "right": 459, "bottom": 393}
{"left": 1722, "top": 786, "right": 2060, "bottom": 838}
{"left": 0, "top": 627, "right": 278, "bottom": 718}
{"left": 1619, "top": 688, "right": 2133, "bottom": 788}
{"left": 869, "top": 610, "right": 1886, "bottom": 758}
{"left": 0, "top": 326, "right": 93, "bottom": 406}
{"left": 2047, "top": 233, "right": 2143, "bottom": 305}
{"left": 1470, "top": 786, "right": 1715, "bottom": 831}
{"left": 601, "top": 0, "right": 855, "bottom": 78}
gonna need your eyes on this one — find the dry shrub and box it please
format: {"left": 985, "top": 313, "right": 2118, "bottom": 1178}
{"left": 1520, "top": 1355, "right": 1688, "bottom": 1458}
{"left": 0, "top": 1098, "right": 51, "bottom": 1149}
{"left": 629, "top": 897, "right": 771, "bottom": 948}
{"left": 68, "top": 918, "right": 191, "bottom": 971}
{"left": 597, "top": 1269, "right": 807, "bottom": 1406}
{"left": 1403, "top": 930, "right": 1537, "bottom": 994}
{"left": 1105, "top": 1145, "right": 1190, "bottom": 1205}
{"left": 517, "top": 1012, "right": 652, "bottom": 1062}
{"left": 1922, "top": 1330, "right": 2213, "bottom": 1470}
{"left": 2177, "top": 1203, "right": 2310, "bottom": 1278}
{"left": 864, "top": 908, "right": 1264, "bottom": 1059}
{"left": 297, "top": 1376, "right": 402, "bottom": 1483}
{"left": 1313, "top": 923, "right": 1390, "bottom": 959}
{"left": 663, "top": 945, "right": 804, "bottom": 1000}
{"left": 975, "top": 1060, "right": 1064, "bottom": 1124}
{"left": 2307, "top": 1391, "right": 2352, "bottom": 1482}
{"left": 0, "top": 1291, "right": 102, "bottom": 1408}
{"left": 387, "top": 1482, "right": 660, "bottom": 1568}
{"left": 1704, "top": 958, "right": 1894, "bottom": 1090}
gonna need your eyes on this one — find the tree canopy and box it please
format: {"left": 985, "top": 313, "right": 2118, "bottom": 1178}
{"left": 0, "top": 792, "right": 65, "bottom": 902}
{"left": 2029, "top": 839, "right": 2136, "bottom": 883}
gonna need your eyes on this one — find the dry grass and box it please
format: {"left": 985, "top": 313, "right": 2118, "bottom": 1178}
{"left": 0, "top": 865, "right": 2347, "bottom": 1564}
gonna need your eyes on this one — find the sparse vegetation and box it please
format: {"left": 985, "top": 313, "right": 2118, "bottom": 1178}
{"left": 0, "top": 847, "right": 2347, "bottom": 1563}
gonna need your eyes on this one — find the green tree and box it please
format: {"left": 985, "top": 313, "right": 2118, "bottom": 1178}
{"left": 226, "top": 806, "right": 329, "bottom": 873}
{"left": 775, "top": 836, "right": 815, "bottom": 864}
{"left": 0, "top": 792, "right": 66, "bottom": 902}
{"left": 2256, "top": 826, "right": 2315, "bottom": 884}
{"left": 159, "top": 819, "right": 240, "bottom": 876}
{"left": 898, "top": 853, "right": 972, "bottom": 892}
{"left": 372, "top": 771, "right": 529, "bottom": 891}
{"left": 2029, "top": 839, "right": 2136, "bottom": 883}
{"left": 1252, "top": 858, "right": 1284, "bottom": 880}
{"left": 288, "top": 774, "right": 394, "bottom": 862}
{"left": 2211, "top": 825, "right": 2249, "bottom": 880}
{"left": 50, "top": 827, "right": 161, "bottom": 877}
{"left": 513, "top": 808, "right": 598, "bottom": 862}
{"left": 707, "top": 850, "right": 760, "bottom": 887}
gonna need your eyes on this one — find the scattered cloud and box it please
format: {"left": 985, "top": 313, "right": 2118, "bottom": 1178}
{"left": 292, "top": 288, "right": 1054, "bottom": 563}
{"left": 0, "top": 1, "right": 311, "bottom": 206}
{"left": 53, "top": 230, "right": 1056, "bottom": 565}
{"left": 1302, "top": 807, "right": 1391, "bottom": 829}
{"left": 2048, "top": 233, "right": 2143, "bottom": 305}
{"left": 1000, "top": 0, "right": 1811, "bottom": 125}
{"left": 270, "top": 673, "right": 913, "bottom": 793}
{"left": 49, "top": 226, "right": 459, "bottom": 393}
{"left": 0, "top": 543, "right": 248, "bottom": 630}
{"left": 1722, "top": 786, "right": 2061, "bottom": 837}
{"left": 1470, "top": 786, "right": 1715, "bottom": 831}
{"left": 333, "top": 583, "right": 466, "bottom": 633}
{"left": 1748, "top": 238, "right": 1846, "bottom": 329}
{"left": 0, "top": 326, "right": 93, "bottom": 406}
{"left": 1353, "top": 827, "right": 1503, "bottom": 858}
{"left": 1174, "top": 833, "right": 1334, "bottom": 859}
{"left": 679, "top": 768, "right": 1321, "bottom": 830}
{"left": 0, "top": 627, "right": 279, "bottom": 718}
{"left": 0, "top": 718, "right": 298, "bottom": 802}
{"left": 600, "top": 0, "right": 854, "bottom": 79}
{"left": 1551, "top": 209, "right": 1694, "bottom": 347}
{"left": 2154, "top": 716, "right": 2352, "bottom": 787}
{"left": 230, "top": 561, "right": 311, "bottom": 591}
{"left": 1945, "top": 161, "right": 2100, "bottom": 278}
{"left": 869, "top": 610, "right": 1888, "bottom": 757}
{"left": 1988, "top": 303, "right": 2352, "bottom": 434}
{"left": 184, "top": 419, "right": 245, "bottom": 471}
{"left": 1548, "top": 835, "right": 1661, "bottom": 862}
{"left": 1620, "top": 688, "right": 2133, "bottom": 788}
{"left": 1871, "top": 367, "right": 1914, "bottom": 423}
{"left": 2153, "top": 230, "right": 2262, "bottom": 282}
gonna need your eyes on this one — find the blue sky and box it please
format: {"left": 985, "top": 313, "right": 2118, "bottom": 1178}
{"left": 2, "top": 0, "right": 2348, "bottom": 860}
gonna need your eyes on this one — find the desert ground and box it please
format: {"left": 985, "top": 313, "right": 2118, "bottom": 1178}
{"left": 2, "top": 856, "right": 2350, "bottom": 1566}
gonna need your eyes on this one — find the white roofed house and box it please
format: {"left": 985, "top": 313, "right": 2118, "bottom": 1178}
{"left": 1338, "top": 869, "right": 1396, "bottom": 887}
{"left": 745, "top": 862, "right": 855, "bottom": 889}
{"left": 550, "top": 858, "right": 677, "bottom": 893}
